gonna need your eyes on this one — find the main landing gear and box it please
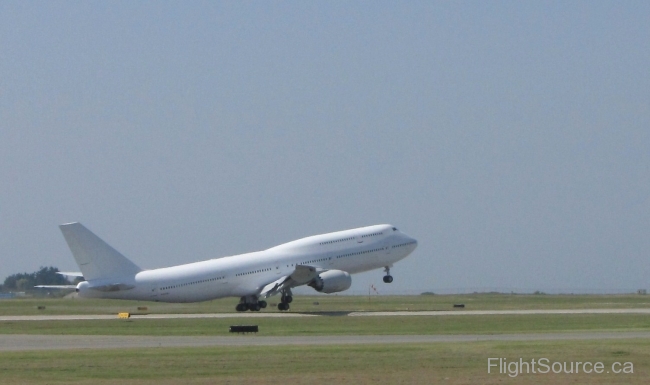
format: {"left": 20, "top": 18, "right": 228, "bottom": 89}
{"left": 236, "top": 296, "right": 267, "bottom": 312}
{"left": 383, "top": 266, "right": 393, "bottom": 283}
{"left": 235, "top": 290, "right": 293, "bottom": 312}
{"left": 278, "top": 289, "right": 292, "bottom": 311}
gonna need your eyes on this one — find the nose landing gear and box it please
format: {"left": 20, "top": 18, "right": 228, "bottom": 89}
{"left": 383, "top": 266, "right": 393, "bottom": 283}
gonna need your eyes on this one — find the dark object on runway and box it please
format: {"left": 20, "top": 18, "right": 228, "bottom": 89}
{"left": 453, "top": 304, "right": 465, "bottom": 308}
{"left": 229, "top": 325, "right": 259, "bottom": 333}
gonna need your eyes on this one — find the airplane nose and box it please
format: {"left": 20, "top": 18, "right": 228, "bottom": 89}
{"left": 401, "top": 232, "right": 418, "bottom": 248}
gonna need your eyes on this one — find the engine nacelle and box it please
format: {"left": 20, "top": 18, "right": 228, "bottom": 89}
{"left": 308, "top": 270, "right": 352, "bottom": 294}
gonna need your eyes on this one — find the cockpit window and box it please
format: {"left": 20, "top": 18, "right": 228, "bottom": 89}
{"left": 392, "top": 227, "right": 398, "bottom": 231}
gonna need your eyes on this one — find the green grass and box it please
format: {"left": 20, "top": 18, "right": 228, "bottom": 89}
{"left": 2, "top": 314, "right": 650, "bottom": 336}
{"left": 1, "top": 340, "right": 649, "bottom": 384}
{"left": 3, "top": 295, "right": 650, "bottom": 384}
{"left": 2, "top": 294, "right": 650, "bottom": 316}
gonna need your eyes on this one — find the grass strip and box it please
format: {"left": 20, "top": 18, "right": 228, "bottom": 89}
{"left": 1, "top": 340, "right": 648, "bottom": 384}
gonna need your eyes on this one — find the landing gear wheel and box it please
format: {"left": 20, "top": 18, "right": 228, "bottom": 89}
{"left": 259, "top": 300, "right": 267, "bottom": 309}
{"left": 278, "top": 302, "right": 290, "bottom": 311}
{"left": 236, "top": 304, "right": 247, "bottom": 312}
{"left": 383, "top": 266, "right": 393, "bottom": 283}
{"left": 284, "top": 295, "right": 293, "bottom": 303}
{"left": 249, "top": 303, "right": 261, "bottom": 311}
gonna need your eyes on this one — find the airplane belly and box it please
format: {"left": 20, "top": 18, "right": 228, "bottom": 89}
{"left": 230, "top": 280, "right": 259, "bottom": 297}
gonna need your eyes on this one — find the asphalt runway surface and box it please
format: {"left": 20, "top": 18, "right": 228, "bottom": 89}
{"left": 2, "top": 332, "right": 650, "bottom": 351}
{"left": 2, "top": 309, "right": 650, "bottom": 351}
{"left": 2, "top": 308, "right": 650, "bottom": 321}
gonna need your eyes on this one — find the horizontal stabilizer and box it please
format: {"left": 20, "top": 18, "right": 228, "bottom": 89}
{"left": 56, "top": 271, "right": 84, "bottom": 279}
{"left": 34, "top": 285, "right": 77, "bottom": 289}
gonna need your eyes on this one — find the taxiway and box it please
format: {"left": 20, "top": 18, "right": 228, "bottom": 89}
{"left": 2, "top": 308, "right": 650, "bottom": 322}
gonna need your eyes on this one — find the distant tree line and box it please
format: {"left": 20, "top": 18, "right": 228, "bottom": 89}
{"left": 2, "top": 266, "right": 68, "bottom": 292}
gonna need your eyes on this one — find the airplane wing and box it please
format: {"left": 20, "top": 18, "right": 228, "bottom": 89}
{"left": 258, "top": 265, "right": 319, "bottom": 298}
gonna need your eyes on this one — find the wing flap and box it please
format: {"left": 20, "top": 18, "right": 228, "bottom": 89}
{"left": 258, "top": 265, "right": 319, "bottom": 298}
{"left": 259, "top": 276, "right": 288, "bottom": 298}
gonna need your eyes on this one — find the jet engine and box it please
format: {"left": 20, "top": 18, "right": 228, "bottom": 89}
{"left": 308, "top": 270, "right": 352, "bottom": 294}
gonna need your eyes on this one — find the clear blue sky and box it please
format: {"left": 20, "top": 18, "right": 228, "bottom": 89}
{"left": 1, "top": 1, "right": 649, "bottom": 294}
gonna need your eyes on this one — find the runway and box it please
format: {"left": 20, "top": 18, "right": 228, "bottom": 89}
{"left": 1, "top": 331, "right": 650, "bottom": 351}
{"left": 2, "top": 308, "right": 650, "bottom": 321}
{"left": 3, "top": 309, "right": 650, "bottom": 351}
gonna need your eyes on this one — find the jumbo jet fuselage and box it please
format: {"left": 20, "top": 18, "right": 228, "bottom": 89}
{"left": 60, "top": 223, "right": 417, "bottom": 311}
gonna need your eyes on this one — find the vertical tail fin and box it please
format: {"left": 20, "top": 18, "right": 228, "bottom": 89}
{"left": 59, "top": 223, "right": 142, "bottom": 281}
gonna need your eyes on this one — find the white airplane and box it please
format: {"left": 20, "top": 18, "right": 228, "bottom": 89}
{"left": 47, "top": 222, "right": 418, "bottom": 311}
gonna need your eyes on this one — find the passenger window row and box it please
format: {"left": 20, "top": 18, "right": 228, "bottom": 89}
{"left": 392, "top": 241, "right": 417, "bottom": 248}
{"left": 161, "top": 276, "right": 225, "bottom": 290}
{"left": 236, "top": 267, "right": 273, "bottom": 277}
{"left": 336, "top": 247, "right": 385, "bottom": 259}
{"left": 319, "top": 237, "right": 355, "bottom": 246}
